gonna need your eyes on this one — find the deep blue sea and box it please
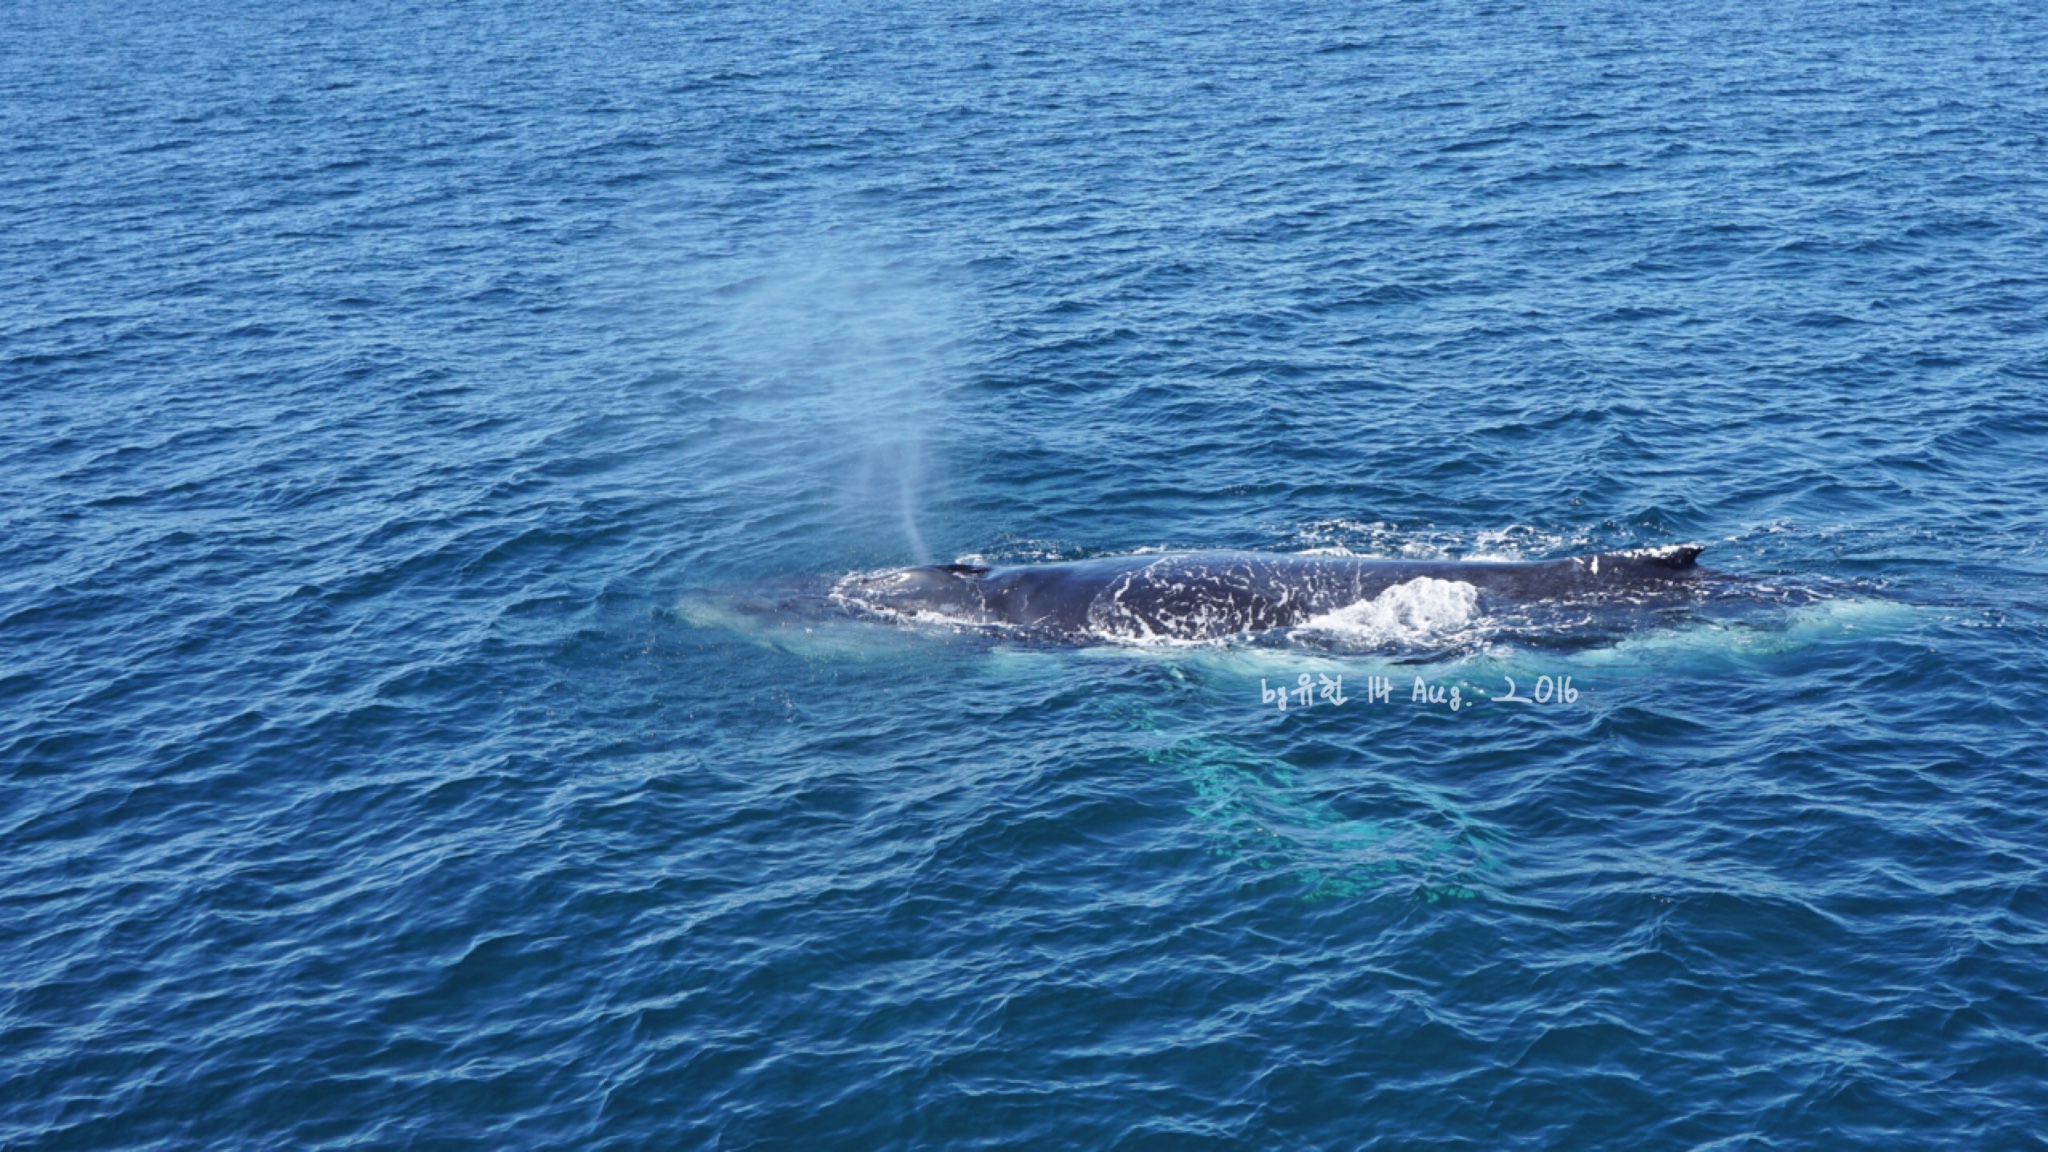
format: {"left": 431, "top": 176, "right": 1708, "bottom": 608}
{"left": 6, "top": 1, "right": 2048, "bottom": 1147}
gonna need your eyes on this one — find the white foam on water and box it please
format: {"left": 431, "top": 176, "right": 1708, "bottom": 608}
{"left": 1291, "top": 577, "right": 1483, "bottom": 647}
{"left": 1288, "top": 521, "right": 1602, "bottom": 564}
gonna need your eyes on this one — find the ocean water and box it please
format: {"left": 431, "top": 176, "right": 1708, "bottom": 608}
{"left": 5, "top": 0, "right": 2048, "bottom": 1147}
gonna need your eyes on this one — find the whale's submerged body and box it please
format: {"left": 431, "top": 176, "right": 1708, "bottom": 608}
{"left": 834, "top": 545, "right": 1733, "bottom": 643}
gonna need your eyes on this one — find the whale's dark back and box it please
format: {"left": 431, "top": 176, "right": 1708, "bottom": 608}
{"left": 838, "top": 546, "right": 1712, "bottom": 641}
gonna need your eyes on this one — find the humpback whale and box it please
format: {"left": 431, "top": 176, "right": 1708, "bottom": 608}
{"left": 835, "top": 546, "right": 1717, "bottom": 642}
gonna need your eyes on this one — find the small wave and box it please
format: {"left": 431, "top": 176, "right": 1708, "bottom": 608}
{"left": 1287, "top": 521, "right": 1603, "bottom": 563}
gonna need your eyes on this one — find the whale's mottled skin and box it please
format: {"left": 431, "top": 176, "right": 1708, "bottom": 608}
{"left": 836, "top": 546, "right": 1714, "bottom": 641}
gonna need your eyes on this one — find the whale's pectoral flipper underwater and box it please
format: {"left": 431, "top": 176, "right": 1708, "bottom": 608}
{"left": 833, "top": 545, "right": 1730, "bottom": 643}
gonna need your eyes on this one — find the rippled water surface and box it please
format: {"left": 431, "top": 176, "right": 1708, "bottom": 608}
{"left": 6, "top": 1, "right": 2048, "bottom": 1147}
